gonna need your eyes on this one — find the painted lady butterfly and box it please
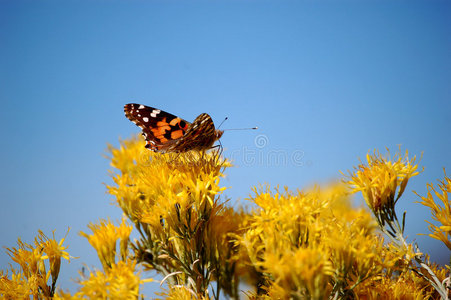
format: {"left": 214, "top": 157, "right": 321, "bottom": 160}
{"left": 124, "top": 103, "right": 224, "bottom": 153}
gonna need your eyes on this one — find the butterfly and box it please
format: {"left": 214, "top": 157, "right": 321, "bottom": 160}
{"left": 124, "top": 103, "right": 224, "bottom": 153}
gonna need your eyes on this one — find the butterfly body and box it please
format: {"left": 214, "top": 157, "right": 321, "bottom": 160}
{"left": 124, "top": 103, "right": 223, "bottom": 153}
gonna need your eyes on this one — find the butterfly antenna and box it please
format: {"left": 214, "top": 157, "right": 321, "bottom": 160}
{"left": 218, "top": 117, "right": 228, "bottom": 129}
{"left": 218, "top": 117, "right": 257, "bottom": 131}
{"left": 223, "top": 127, "right": 258, "bottom": 131}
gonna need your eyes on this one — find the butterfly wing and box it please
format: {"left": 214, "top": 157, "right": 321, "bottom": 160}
{"left": 170, "top": 113, "right": 222, "bottom": 152}
{"left": 124, "top": 103, "right": 190, "bottom": 151}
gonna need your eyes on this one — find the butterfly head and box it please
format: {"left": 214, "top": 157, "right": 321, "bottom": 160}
{"left": 215, "top": 129, "right": 224, "bottom": 141}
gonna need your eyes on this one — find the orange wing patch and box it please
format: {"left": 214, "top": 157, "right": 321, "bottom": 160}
{"left": 170, "top": 118, "right": 182, "bottom": 126}
{"left": 152, "top": 117, "right": 186, "bottom": 141}
{"left": 153, "top": 118, "right": 170, "bottom": 137}
{"left": 171, "top": 129, "right": 184, "bottom": 139}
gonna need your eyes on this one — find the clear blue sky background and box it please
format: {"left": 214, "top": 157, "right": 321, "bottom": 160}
{"left": 1, "top": 0, "right": 450, "bottom": 295}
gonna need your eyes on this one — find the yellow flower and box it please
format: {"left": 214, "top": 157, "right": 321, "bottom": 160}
{"left": 345, "top": 148, "right": 422, "bottom": 249}
{"left": 415, "top": 170, "right": 451, "bottom": 250}
{"left": 0, "top": 269, "right": 31, "bottom": 299}
{"left": 38, "top": 230, "right": 71, "bottom": 291}
{"left": 56, "top": 260, "right": 150, "bottom": 299}
{"left": 347, "top": 149, "right": 420, "bottom": 213}
{"left": 79, "top": 218, "right": 132, "bottom": 270}
{"left": 263, "top": 248, "right": 333, "bottom": 299}
{"left": 325, "top": 222, "right": 384, "bottom": 286}
{"left": 1, "top": 230, "right": 71, "bottom": 298}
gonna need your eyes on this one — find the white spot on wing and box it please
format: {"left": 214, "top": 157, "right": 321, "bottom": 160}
{"left": 139, "top": 105, "right": 145, "bottom": 109}
{"left": 143, "top": 117, "right": 149, "bottom": 122}
{"left": 150, "top": 109, "right": 161, "bottom": 118}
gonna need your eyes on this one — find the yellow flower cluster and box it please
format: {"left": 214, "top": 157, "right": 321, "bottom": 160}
{"left": 1, "top": 138, "right": 449, "bottom": 299}
{"left": 347, "top": 149, "right": 420, "bottom": 213}
{"left": 347, "top": 149, "right": 450, "bottom": 298}
{"left": 56, "top": 260, "right": 147, "bottom": 300}
{"left": 107, "top": 137, "right": 243, "bottom": 297}
{"left": 107, "top": 137, "right": 227, "bottom": 225}
{"left": 354, "top": 264, "right": 447, "bottom": 300}
{"left": 79, "top": 218, "right": 132, "bottom": 270}
{"left": 239, "top": 185, "right": 393, "bottom": 299}
{"left": 0, "top": 230, "right": 70, "bottom": 299}
{"left": 54, "top": 218, "right": 149, "bottom": 299}
{"left": 416, "top": 171, "right": 451, "bottom": 250}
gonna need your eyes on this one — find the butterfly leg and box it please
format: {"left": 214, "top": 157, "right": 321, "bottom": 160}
{"left": 216, "top": 139, "right": 224, "bottom": 157}
{"left": 209, "top": 143, "right": 223, "bottom": 161}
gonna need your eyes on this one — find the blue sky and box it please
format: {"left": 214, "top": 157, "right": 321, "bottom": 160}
{"left": 1, "top": 0, "right": 450, "bottom": 295}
